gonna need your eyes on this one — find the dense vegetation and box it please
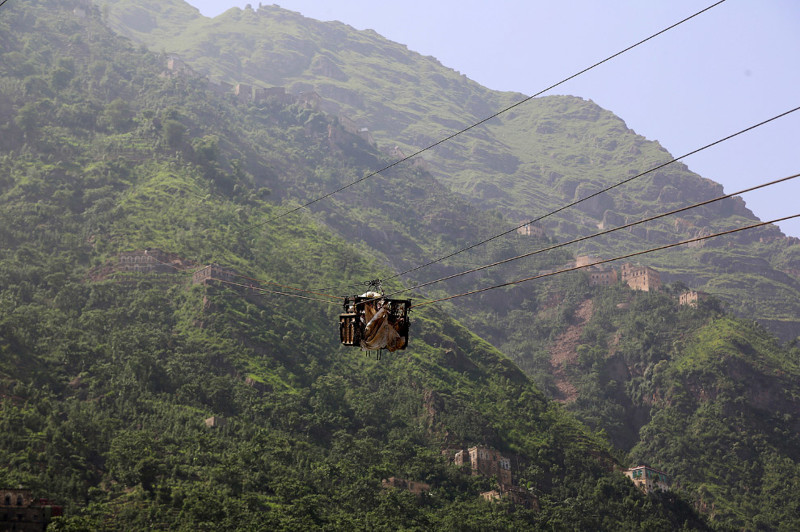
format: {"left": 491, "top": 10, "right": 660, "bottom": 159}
{"left": 0, "top": 1, "right": 718, "bottom": 529}
{"left": 497, "top": 278, "right": 800, "bottom": 529}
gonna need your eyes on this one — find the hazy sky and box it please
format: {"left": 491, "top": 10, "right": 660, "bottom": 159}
{"left": 185, "top": 0, "right": 800, "bottom": 238}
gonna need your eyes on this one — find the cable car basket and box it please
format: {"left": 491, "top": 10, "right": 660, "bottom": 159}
{"left": 339, "top": 294, "right": 410, "bottom": 352}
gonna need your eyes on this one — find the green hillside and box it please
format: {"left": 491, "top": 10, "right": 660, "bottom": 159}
{"left": 97, "top": 0, "right": 800, "bottom": 341}
{"left": 506, "top": 278, "right": 800, "bottom": 529}
{"left": 0, "top": 1, "right": 714, "bottom": 529}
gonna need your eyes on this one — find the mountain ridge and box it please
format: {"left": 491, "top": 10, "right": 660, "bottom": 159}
{"left": 97, "top": 0, "right": 800, "bottom": 341}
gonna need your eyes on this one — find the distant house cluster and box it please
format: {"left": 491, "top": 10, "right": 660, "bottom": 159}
{"left": 0, "top": 488, "right": 63, "bottom": 531}
{"left": 382, "top": 445, "right": 539, "bottom": 507}
{"left": 573, "top": 256, "right": 662, "bottom": 292}
{"left": 100, "top": 250, "right": 250, "bottom": 292}
{"left": 574, "top": 257, "right": 711, "bottom": 306}
{"left": 97, "top": 251, "right": 252, "bottom": 293}
{"left": 573, "top": 256, "right": 663, "bottom": 292}
{"left": 451, "top": 445, "right": 538, "bottom": 510}
{"left": 624, "top": 465, "right": 670, "bottom": 494}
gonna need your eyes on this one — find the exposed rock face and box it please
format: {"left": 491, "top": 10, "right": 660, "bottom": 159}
{"left": 573, "top": 183, "right": 615, "bottom": 218}
{"left": 657, "top": 185, "right": 682, "bottom": 204}
{"left": 548, "top": 299, "right": 594, "bottom": 403}
{"left": 310, "top": 54, "right": 347, "bottom": 81}
{"left": 599, "top": 210, "right": 625, "bottom": 230}
{"left": 442, "top": 348, "right": 478, "bottom": 373}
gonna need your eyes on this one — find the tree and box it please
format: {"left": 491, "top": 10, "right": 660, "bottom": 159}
{"left": 104, "top": 98, "right": 132, "bottom": 132}
{"left": 163, "top": 119, "right": 185, "bottom": 148}
{"left": 14, "top": 102, "right": 38, "bottom": 139}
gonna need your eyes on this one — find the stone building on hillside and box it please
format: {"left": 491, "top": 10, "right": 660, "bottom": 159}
{"left": 192, "top": 264, "right": 238, "bottom": 286}
{"left": 452, "top": 446, "right": 538, "bottom": 509}
{"left": 588, "top": 267, "right": 618, "bottom": 287}
{"left": 517, "top": 222, "right": 546, "bottom": 238}
{"left": 481, "top": 484, "right": 539, "bottom": 510}
{"left": 235, "top": 83, "right": 253, "bottom": 103}
{"left": 679, "top": 290, "right": 708, "bottom": 307}
{"left": 0, "top": 488, "right": 63, "bottom": 531}
{"left": 454, "top": 446, "right": 512, "bottom": 486}
{"left": 624, "top": 465, "right": 670, "bottom": 494}
{"left": 357, "top": 127, "right": 375, "bottom": 146}
{"left": 575, "top": 255, "right": 603, "bottom": 268}
{"left": 254, "top": 86, "right": 295, "bottom": 105}
{"left": 165, "top": 55, "right": 192, "bottom": 77}
{"left": 620, "top": 263, "right": 662, "bottom": 292}
{"left": 117, "top": 249, "right": 180, "bottom": 274}
{"left": 204, "top": 416, "right": 226, "bottom": 428}
{"left": 337, "top": 114, "right": 360, "bottom": 136}
{"left": 381, "top": 477, "right": 431, "bottom": 496}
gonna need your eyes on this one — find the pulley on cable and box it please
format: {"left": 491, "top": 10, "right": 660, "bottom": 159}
{"left": 339, "top": 279, "right": 410, "bottom": 357}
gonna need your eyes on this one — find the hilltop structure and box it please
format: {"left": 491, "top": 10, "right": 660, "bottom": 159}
{"left": 574, "top": 256, "right": 620, "bottom": 288}
{"left": 254, "top": 86, "right": 295, "bottom": 105}
{"left": 452, "top": 446, "right": 537, "bottom": 509}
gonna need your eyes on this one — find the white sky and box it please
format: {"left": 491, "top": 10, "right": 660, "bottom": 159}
{"left": 186, "top": 0, "right": 800, "bottom": 238}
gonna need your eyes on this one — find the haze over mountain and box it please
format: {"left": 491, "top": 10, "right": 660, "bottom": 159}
{"left": 1, "top": 1, "right": 799, "bottom": 529}
{"left": 99, "top": 0, "right": 800, "bottom": 342}
{"left": 184, "top": 0, "right": 800, "bottom": 240}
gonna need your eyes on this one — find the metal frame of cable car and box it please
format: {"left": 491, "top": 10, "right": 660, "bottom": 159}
{"left": 339, "top": 294, "right": 411, "bottom": 354}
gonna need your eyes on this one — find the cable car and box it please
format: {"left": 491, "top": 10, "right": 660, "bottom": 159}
{"left": 339, "top": 290, "right": 410, "bottom": 355}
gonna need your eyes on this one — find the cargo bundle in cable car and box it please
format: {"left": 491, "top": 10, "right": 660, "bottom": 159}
{"left": 339, "top": 290, "right": 410, "bottom": 353}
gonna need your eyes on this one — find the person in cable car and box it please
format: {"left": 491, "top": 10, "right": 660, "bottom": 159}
{"left": 339, "top": 289, "right": 410, "bottom": 353}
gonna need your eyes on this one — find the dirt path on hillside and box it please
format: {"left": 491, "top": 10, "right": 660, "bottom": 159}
{"left": 549, "top": 299, "right": 594, "bottom": 403}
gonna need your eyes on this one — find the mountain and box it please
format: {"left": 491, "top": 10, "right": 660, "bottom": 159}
{"left": 3, "top": 1, "right": 800, "bottom": 529}
{"left": 504, "top": 280, "right": 800, "bottom": 528}
{"left": 98, "top": 0, "right": 800, "bottom": 342}
{"left": 0, "top": 1, "right": 713, "bottom": 529}
{"left": 91, "top": 2, "right": 800, "bottom": 529}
